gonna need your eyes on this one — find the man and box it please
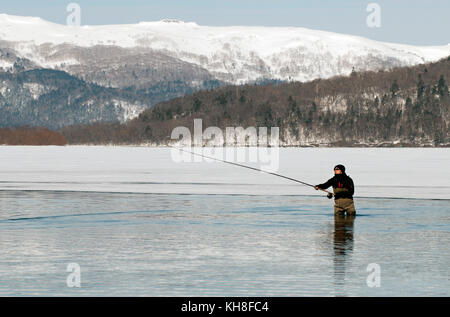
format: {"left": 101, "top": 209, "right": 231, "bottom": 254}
{"left": 315, "top": 164, "right": 356, "bottom": 216}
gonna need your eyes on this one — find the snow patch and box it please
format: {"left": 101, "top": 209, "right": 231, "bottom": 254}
{"left": 111, "top": 99, "right": 146, "bottom": 122}
{"left": 23, "top": 83, "right": 46, "bottom": 100}
{"left": 0, "top": 59, "right": 13, "bottom": 69}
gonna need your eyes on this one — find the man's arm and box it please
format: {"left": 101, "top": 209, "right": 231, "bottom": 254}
{"left": 348, "top": 177, "right": 355, "bottom": 196}
{"left": 315, "top": 177, "right": 335, "bottom": 190}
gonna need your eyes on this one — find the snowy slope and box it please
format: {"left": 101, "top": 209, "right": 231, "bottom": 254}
{"left": 1, "top": 13, "right": 450, "bottom": 83}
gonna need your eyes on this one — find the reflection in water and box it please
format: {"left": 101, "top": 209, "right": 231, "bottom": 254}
{"left": 333, "top": 213, "right": 355, "bottom": 296}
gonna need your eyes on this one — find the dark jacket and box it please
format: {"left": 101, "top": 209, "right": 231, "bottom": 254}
{"left": 316, "top": 174, "right": 355, "bottom": 200}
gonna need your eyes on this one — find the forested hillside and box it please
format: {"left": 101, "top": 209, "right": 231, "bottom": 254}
{"left": 61, "top": 56, "right": 449, "bottom": 147}
{"left": 0, "top": 51, "right": 222, "bottom": 129}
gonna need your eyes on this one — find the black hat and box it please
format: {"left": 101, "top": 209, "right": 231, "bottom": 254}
{"left": 334, "top": 164, "right": 346, "bottom": 173}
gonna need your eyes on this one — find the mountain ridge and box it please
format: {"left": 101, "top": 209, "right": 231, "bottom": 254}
{"left": 1, "top": 13, "right": 449, "bottom": 84}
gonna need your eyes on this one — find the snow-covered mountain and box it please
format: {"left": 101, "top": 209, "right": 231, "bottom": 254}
{"left": 1, "top": 13, "right": 449, "bottom": 84}
{"left": 1, "top": 13, "right": 449, "bottom": 129}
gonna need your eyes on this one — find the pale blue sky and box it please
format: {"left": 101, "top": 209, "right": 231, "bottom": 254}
{"left": 1, "top": 0, "right": 448, "bottom": 45}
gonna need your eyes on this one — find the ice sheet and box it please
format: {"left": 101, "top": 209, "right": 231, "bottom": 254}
{"left": 0, "top": 146, "right": 449, "bottom": 200}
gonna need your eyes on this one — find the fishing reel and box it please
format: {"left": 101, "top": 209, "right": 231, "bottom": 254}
{"left": 327, "top": 193, "right": 333, "bottom": 199}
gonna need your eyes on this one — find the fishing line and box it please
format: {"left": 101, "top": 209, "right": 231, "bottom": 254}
{"left": 169, "top": 145, "right": 334, "bottom": 198}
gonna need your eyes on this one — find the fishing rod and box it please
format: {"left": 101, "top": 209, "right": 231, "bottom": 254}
{"left": 169, "top": 145, "right": 334, "bottom": 199}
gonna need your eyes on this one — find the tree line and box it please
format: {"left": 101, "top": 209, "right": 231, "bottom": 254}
{"left": 0, "top": 127, "right": 67, "bottom": 145}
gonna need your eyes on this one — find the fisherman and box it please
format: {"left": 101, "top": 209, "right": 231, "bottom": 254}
{"left": 315, "top": 164, "right": 356, "bottom": 216}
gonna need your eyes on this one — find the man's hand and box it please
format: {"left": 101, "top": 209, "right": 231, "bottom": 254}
{"left": 314, "top": 186, "right": 319, "bottom": 190}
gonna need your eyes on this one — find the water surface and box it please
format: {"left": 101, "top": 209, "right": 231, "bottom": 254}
{"left": 0, "top": 191, "right": 448, "bottom": 296}
{"left": 0, "top": 147, "right": 448, "bottom": 296}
